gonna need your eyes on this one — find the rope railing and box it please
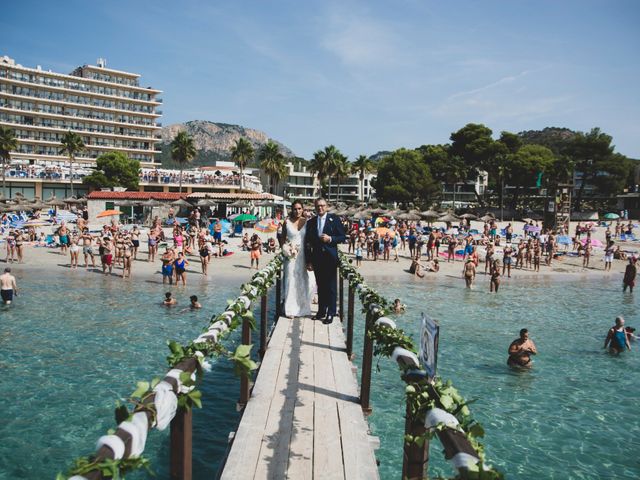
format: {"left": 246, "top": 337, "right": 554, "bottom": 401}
{"left": 57, "top": 254, "right": 284, "bottom": 480}
{"left": 337, "top": 252, "right": 503, "bottom": 480}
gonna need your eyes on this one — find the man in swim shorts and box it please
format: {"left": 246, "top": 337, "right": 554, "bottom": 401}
{"left": 101, "top": 237, "right": 113, "bottom": 275}
{"left": 161, "top": 248, "right": 175, "bottom": 285}
{"left": 508, "top": 328, "right": 537, "bottom": 368}
{"left": 0, "top": 268, "right": 18, "bottom": 305}
{"left": 604, "top": 316, "right": 631, "bottom": 353}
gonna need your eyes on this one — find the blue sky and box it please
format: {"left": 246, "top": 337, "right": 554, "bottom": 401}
{"left": 2, "top": 0, "right": 639, "bottom": 159}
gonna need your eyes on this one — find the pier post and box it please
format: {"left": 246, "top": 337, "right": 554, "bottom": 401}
{"left": 346, "top": 283, "right": 355, "bottom": 358}
{"left": 360, "top": 312, "right": 374, "bottom": 414}
{"left": 339, "top": 273, "right": 344, "bottom": 322}
{"left": 170, "top": 406, "right": 193, "bottom": 480}
{"left": 402, "top": 393, "right": 428, "bottom": 480}
{"left": 259, "top": 294, "right": 268, "bottom": 359}
{"left": 239, "top": 312, "right": 251, "bottom": 407}
{"left": 275, "top": 270, "right": 282, "bottom": 317}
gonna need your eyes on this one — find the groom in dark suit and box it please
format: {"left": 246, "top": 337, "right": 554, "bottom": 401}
{"left": 304, "top": 197, "right": 347, "bottom": 324}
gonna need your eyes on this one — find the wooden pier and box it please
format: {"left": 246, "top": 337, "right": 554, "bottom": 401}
{"left": 221, "top": 315, "right": 380, "bottom": 479}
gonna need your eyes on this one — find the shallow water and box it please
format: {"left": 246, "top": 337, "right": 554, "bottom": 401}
{"left": 0, "top": 269, "right": 638, "bottom": 479}
{"left": 358, "top": 274, "right": 640, "bottom": 479}
{"left": 0, "top": 267, "right": 265, "bottom": 480}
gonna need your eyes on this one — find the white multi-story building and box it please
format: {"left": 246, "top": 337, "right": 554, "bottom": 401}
{"left": 0, "top": 55, "right": 162, "bottom": 198}
{"left": 268, "top": 161, "right": 376, "bottom": 203}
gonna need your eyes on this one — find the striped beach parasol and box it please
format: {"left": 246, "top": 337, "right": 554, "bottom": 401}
{"left": 254, "top": 219, "right": 279, "bottom": 233}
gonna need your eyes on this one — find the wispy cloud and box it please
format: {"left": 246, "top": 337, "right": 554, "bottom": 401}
{"left": 319, "top": 7, "right": 408, "bottom": 69}
{"left": 448, "top": 70, "right": 534, "bottom": 100}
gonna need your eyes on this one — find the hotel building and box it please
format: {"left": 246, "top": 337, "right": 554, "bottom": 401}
{"left": 0, "top": 55, "right": 162, "bottom": 198}
{"left": 267, "top": 161, "right": 376, "bottom": 203}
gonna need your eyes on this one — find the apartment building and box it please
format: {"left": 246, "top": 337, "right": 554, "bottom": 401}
{"left": 268, "top": 161, "right": 376, "bottom": 203}
{"left": 0, "top": 55, "right": 162, "bottom": 165}
{"left": 0, "top": 55, "right": 163, "bottom": 197}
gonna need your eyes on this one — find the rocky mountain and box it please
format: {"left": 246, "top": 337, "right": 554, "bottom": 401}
{"left": 158, "top": 120, "right": 295, "bottom": 167}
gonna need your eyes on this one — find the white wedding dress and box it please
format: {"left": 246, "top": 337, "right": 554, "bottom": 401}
{"left": 282, "top": 219, "right": 315, "bottom": 317}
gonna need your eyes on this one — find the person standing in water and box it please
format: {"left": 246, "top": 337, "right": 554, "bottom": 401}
{"left": 623, "top": 257, "right": 637, "bottom": 292}
{"left": 508, "top": 328, "right": 537, "bottom": 368}
{"left": 604, "top": 316, "right": 631, "bottom": 353}
{"left": 0, "top": 268, "right": 18, "bottom": 305}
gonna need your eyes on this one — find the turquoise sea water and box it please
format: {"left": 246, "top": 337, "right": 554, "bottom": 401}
{"left": 0, "top": 266, "right": 268, "bottom": 480}
{"left": 0, "top": 268, "right": 638, "bottom": 479}
{"left": 360, "top": 275, "right": 640, "bottom": 479}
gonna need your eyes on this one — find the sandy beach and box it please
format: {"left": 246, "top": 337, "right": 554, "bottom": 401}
{"left": 3, "top": 219, "right": 636, "bottom": 287}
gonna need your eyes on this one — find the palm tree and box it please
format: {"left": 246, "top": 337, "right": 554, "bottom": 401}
{"left": 230, "top": 137, "right": 255, "bottom": 191}
{"left": 310, "top": 145, "right": 343, "bottom": 199}
{"left": 60, "top": 130, "right": 85, "bottom": 197}
{"left": 258, "top": 141, "right": 287, "bottom": 194}
{"left": 353, "top": 154, "right": 374, "bottom": 201}
{"left": 0, "top": 126, "right": 18, "bottom": 196}
{"left": 309, "top": 150, "right": 328, "bottom": 197}
{"left": 333, "top": 155, "right": 351, "bottom": 202}
{"left": 170, "top": 131, "right": 197, "bottom": 193}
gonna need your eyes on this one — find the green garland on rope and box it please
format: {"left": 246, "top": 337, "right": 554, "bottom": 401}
{"left": 58, "top": 255, "right": 284, "bottom": 479}
{"left": 337, "top": 252, "right": 502, "bottom": 479}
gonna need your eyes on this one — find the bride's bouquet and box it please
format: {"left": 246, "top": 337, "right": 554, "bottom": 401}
{"left": 282, "top": 241, "right": 300, "bottom": 259}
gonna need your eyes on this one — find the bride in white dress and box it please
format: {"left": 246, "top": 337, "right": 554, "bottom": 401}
{"left": 280, "top": 201, "right": 315, "bottom": 317}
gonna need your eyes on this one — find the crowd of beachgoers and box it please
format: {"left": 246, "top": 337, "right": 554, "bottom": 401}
{"left": 1, "top": 203, "right": 637, "bottom": 359}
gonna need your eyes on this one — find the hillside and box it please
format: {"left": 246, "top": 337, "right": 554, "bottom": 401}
{"left": 158, "top": 120, "right": 295, "bottom": 167}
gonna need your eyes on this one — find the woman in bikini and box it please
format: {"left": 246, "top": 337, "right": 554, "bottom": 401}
{"left": 148, "top": 231, "right": 158, "bottom": 263}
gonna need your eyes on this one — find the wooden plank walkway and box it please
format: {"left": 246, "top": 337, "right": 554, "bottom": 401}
{"left": 221, "top": 316, "right": 380, "bottom": 480}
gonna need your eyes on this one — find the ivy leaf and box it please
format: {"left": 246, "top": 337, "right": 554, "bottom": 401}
{"left": 469, "top": 423, "right": 485, "bottom": 439}
{"left": 132, "top": 381, "right": 150, "bottom": 399}
{"left": 439, "top": 394, "right": 454, "bottom": 410}
{"left": 167, "top": 340, "right": 184, "bottom": 356}
{"left": 188, "top": 390, "right": 203, "bottom": 409}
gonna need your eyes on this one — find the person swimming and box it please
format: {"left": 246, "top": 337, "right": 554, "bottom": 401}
{"left": 163, "top": 292, "right": 177, "bottom": 306}
{"left": 392, "top": 298, "right": 405, "bottom": 314}
{"left": 190, "top": 295, "right": 202, "bottom": 309}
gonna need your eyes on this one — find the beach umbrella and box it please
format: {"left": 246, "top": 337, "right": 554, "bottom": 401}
{"left": 460, "top": 213, "right": 477, "bottom": 220}
{"left": 141, "top": 199, "right": 163, "bottom": 207}
{"left": 5, "top": 204, "right": 28, "bottom": 212}
{"left": 438, "top": 212, "right": 459, "bottom": 223}
{"left": 228, "top": 200, "right": 252, "bottom": 208}
{"left": 420, "top": 209, "right": 441, "bottom": 220}
{"left": 604, "top": 213, "right": 620, "bottom": 220}
{"left": 197, "top": 198, "right": 215, "bottom": 207}
{"left": 398, "top": 212, "right": 421, "bottom": 221}
{"left": 63, "top": 196, "right": 84, "bottom": 204}
{"left": 233, "top": 213, "right": 257, "bottom": 222}
{"left": 370, "top": 207, "right": 387, "bottom": 215}
{"left": 218, "top": 219, "right": 232, "bottom": 234}
{"left": 254, "top": 219, "right": 279, "bottom": 233}
{"left": 171, "top": 198, "right": 192, "bottom": 208}
{"left": 114, "top": 200, "right": 137, "bottom": 207}
{"left": 479, "top": 214, "right": 495, "bottom": 222}
{"left": 46, "top": 198, "right": 67, "bottom": 208}
{"left": 375, "top": 227, "right": 396, "bottom": 238}
{"left": 96, "top": 209, "right": 123, "bottom": 218}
